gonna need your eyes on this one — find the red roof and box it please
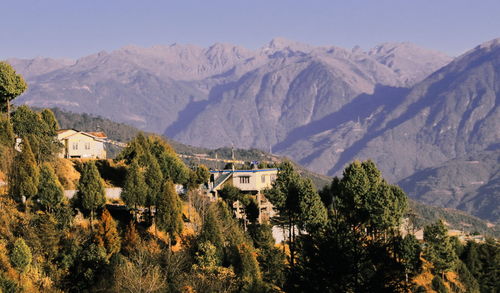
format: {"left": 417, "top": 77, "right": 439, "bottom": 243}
{"left": 87, "top": 132, "right": 107, "bottom": 138}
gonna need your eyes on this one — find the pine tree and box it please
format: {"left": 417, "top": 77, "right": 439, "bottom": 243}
{"left": 37, "top": 163, "right": 64, "bottom": 213}
{"left": 144, "top": 154, "right": 163, "bottom": 221}
{"left": 10, "top": 138, "right": 39, "bottom": 204}
{"left": 424, "top": 220, "right": 457, "bottom": 277}
{"left": 95, "top": 208, "right": 121, "bottom": 259}
{"left": 9, "top": 238, "right": 32, "bottom": 274}
{"left": 156, "top": 180, "right": 183, "bottom": 251}
{"left": 121, "top": 160, "right": 147, "bottom": 216}
{"left": 266, "top": 161, "right": 326, "bottom": 267}
{"left": 395, "top": 234, "right": 422, "bottom": 285}
{"left": 74, "top": 161, "right": 106, "bottom": 230}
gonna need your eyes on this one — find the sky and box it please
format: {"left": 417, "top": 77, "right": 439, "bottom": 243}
{"left": 1, "top": 0, "right": 499, "bottom": 59}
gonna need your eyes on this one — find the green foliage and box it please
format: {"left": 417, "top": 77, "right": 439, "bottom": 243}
{"left": 36, "top": 163, "right": 64, "bottom": 213}
{"left": 9, "top": 238, "right": 31, "bottom": 273}
{"left": 11, "top": 106, "right": 62, "bottom": 162}
{"left": 291, "top": 160, "right": 412, "bottom": 292}
{"left": 461, "top": 238, "right": 500, "bottom": 293}
{"left": 0, "top": 116, "right": 14, "bottom": 147}
{"left": 67, "top": 242, "right": 109, "bottom": 291}
{"left": 121, "top": 160, "right": 147, "bottom": 208}
{"left": 395, "top": 234, "right": 422, "bottom": 279}
{"left": 424, "top": 220, "right": 458, "bottom": 275}
{"left": 0, "top": 61, "right": 27, "bottom": 115}
{"left": 117, "top": 133, "right": 190, "bottom": 184}
{"left": 431, "top": 275, "right": 448, "bottom": 293}
{"left": 335, "top": 160, "right": 408, "bottom": 241}
{"left": 156, "top": 180, "right": 184, "bottom": 248}
{"left": 0, "top": 273, "right": 18, "bottom": 293}
{"left": 456, "top": 260, "right": 480, "bottom": 293}
{"left": 144, "top": 154, "right": 163, "bottom": 208}
{"left": 266, "top": 161, "right": 327, "bottom": 268}
{"left": 73, "top": 161, "right": 106, "bottom": 222}
{"left": 248, "top": 224, "right": 286, "bottom": 288}
{"left": 9, "top": 138, "right": 39, "bottom": 203}
{"left": 219, "top": 185, "right": 242, "bottom": 205}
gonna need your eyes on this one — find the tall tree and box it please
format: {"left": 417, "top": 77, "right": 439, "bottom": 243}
{"left": 9, "top": 138, "right": 39, "bottom": 204}
{"left": 95, "top": 208, "right": 121, "bottom": 259}
{"left": 73, "top": 161, "right": 106, "bottom": 230}
{"left": 144, "top": 154, "right": 163, "bottom": 221}
{"left": 0, "top": 61, "right": 27, "bottom": 121}
{"left": 36, "top": 163, "right": 64, "bottom": 213}
{"left": 121, "top": 160, "right": 147, "bottom": 219}
{"left": 266, "top": 161, "right": 327, "bottom": 267}
{"left": 293, "top": 160, "right": 410, "bottom": 292}
{"left": 156, "top": 180, "right": 184, "bottom": 251}
{"left": 423, "top": 220, "right": 457, "bottom": 277}
{"left": 12, "top": 106, "right": 61, "bottom": 162}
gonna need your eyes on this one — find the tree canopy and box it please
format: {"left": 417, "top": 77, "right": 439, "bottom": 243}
{"left": 0, "top": 61, "right": 27, "bottom": 117}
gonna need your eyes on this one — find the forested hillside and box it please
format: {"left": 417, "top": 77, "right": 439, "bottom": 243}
{"left": 0, "top": 107, "right": 497, "bottom": 292}
{"left": 48, "top": 107, "right": 499, "bottom": 234}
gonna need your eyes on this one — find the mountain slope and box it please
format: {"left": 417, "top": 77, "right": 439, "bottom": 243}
{"left": 11, "top": 39, "right": 450, "bottom": 141}
{"left": 368, "top": 42, "right": 452, "bottom": 86}
{"left": 278, "top": 38, "right": 500, "bottom": 182}
{"left": 399, "top": 149, "right": 500, "bottom": 223}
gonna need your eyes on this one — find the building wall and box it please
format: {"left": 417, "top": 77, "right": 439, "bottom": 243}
{"left": 231, "top": 169, "right": 277, "bottom": 191}
{"left": 60, "top": 133, "right": 106, "bottom": 159}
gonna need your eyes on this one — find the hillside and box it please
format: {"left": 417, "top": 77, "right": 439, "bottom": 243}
{"left": 49, "top": 109, "right": 497, "bottom": 235}
{"left": 278, "top": 38, "right": 500, "bottom": 182}
{"left": 400, "top": 149, "right": 500, "bottom": 223}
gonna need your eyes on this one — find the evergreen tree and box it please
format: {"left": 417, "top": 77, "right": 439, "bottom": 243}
{"left": 0, "top": 61, "right": 27, "bottom": 120}
{"left": 40, "top": 108, "right": 59, "bottom": 136}
{"left": 73, "top": 161, "right": 106, "bottom": 230}
{"left": 121, "top": 160, "right": 147, "bottom": 217}
{"left": 12, "top": 106, "right": 61, "bottom": 162}
{"left": 423, "top": 220, "right": 457, "bottom": 277}
{"left": 476, "top": 238, "right": 500, "bottom": 293}
{"left": 0, "top": 115, "right": 14, "bottom": 146}
{"left": 293, "top": 160, "right": 410, "bottom": 292}
{"left": 10, "top": 138, "right": 39, "bottom": 204}
{"left": 248, "top": 224, "right": 286, "bottom": 288}
{"left": 9, "top": 238, "right": 32, "bottom": 274}
{"left": 156, "top": 180, "right": 184, "bottom": 251}
{"left": 144, "top": 154, "right": 163, "bottom": 218}
{"left": 95, "top": 208, "right": 121, "bottom": 259}
{"left": 149, "top": 136, "right": 190, "bottom": 184}
{"left": 198, "top": 205, "right": 225, "bottom": 264}
{"left": 395, "top": 234, "right": 422, "bottom": 285}
{"left": 36, "top": 163, "right": 64, "bottom": 213}
{"left": 266, "top": 161, "right": 327, "bottom": 267}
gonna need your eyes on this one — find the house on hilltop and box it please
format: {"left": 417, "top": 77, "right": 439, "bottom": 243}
{"left": 57, "top": 129, "right": 107, "bottom": 159}
{"left": 210, "top": 168, "right": 278, "bottom": 223}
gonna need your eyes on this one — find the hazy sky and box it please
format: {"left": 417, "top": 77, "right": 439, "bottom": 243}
{"left": 2, "top": 0, "right": 499, "bottom": 59}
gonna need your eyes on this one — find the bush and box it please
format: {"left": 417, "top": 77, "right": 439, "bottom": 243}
{"left": 431, "top": 275, "right": 448, "bottom": 293}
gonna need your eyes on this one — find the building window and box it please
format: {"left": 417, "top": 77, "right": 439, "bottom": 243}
{"left": 270, "top": 174, "right": 276, "bottom": 182}
{"left": 261, "top": 175, "right": 266, "bottom": 183}
{"left": 72, "top": 142, "right": 78, "bottom": 150}
{"left": 240, "top": 176, "right": 250, "bottom": 184}
{"left": 85, "top": 142, "right": 91, "bottom": 150}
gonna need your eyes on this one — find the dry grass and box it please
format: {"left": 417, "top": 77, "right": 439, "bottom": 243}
{"left": 51, "top": 158, "right": 80, "bottom": 189}
{"left": 413, "top": 258, "right": 436, "bottom": 292}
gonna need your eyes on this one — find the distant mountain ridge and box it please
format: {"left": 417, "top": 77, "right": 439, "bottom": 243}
{"left": 278, "top": 38, "right": 500, "bottom": 181}
{"left": 11, "top": 38, "right": 451, "bottom": 136}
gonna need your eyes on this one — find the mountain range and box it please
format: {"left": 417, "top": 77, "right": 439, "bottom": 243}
{"left": 8, "top": 37, "right": 500, "bottom": 222}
